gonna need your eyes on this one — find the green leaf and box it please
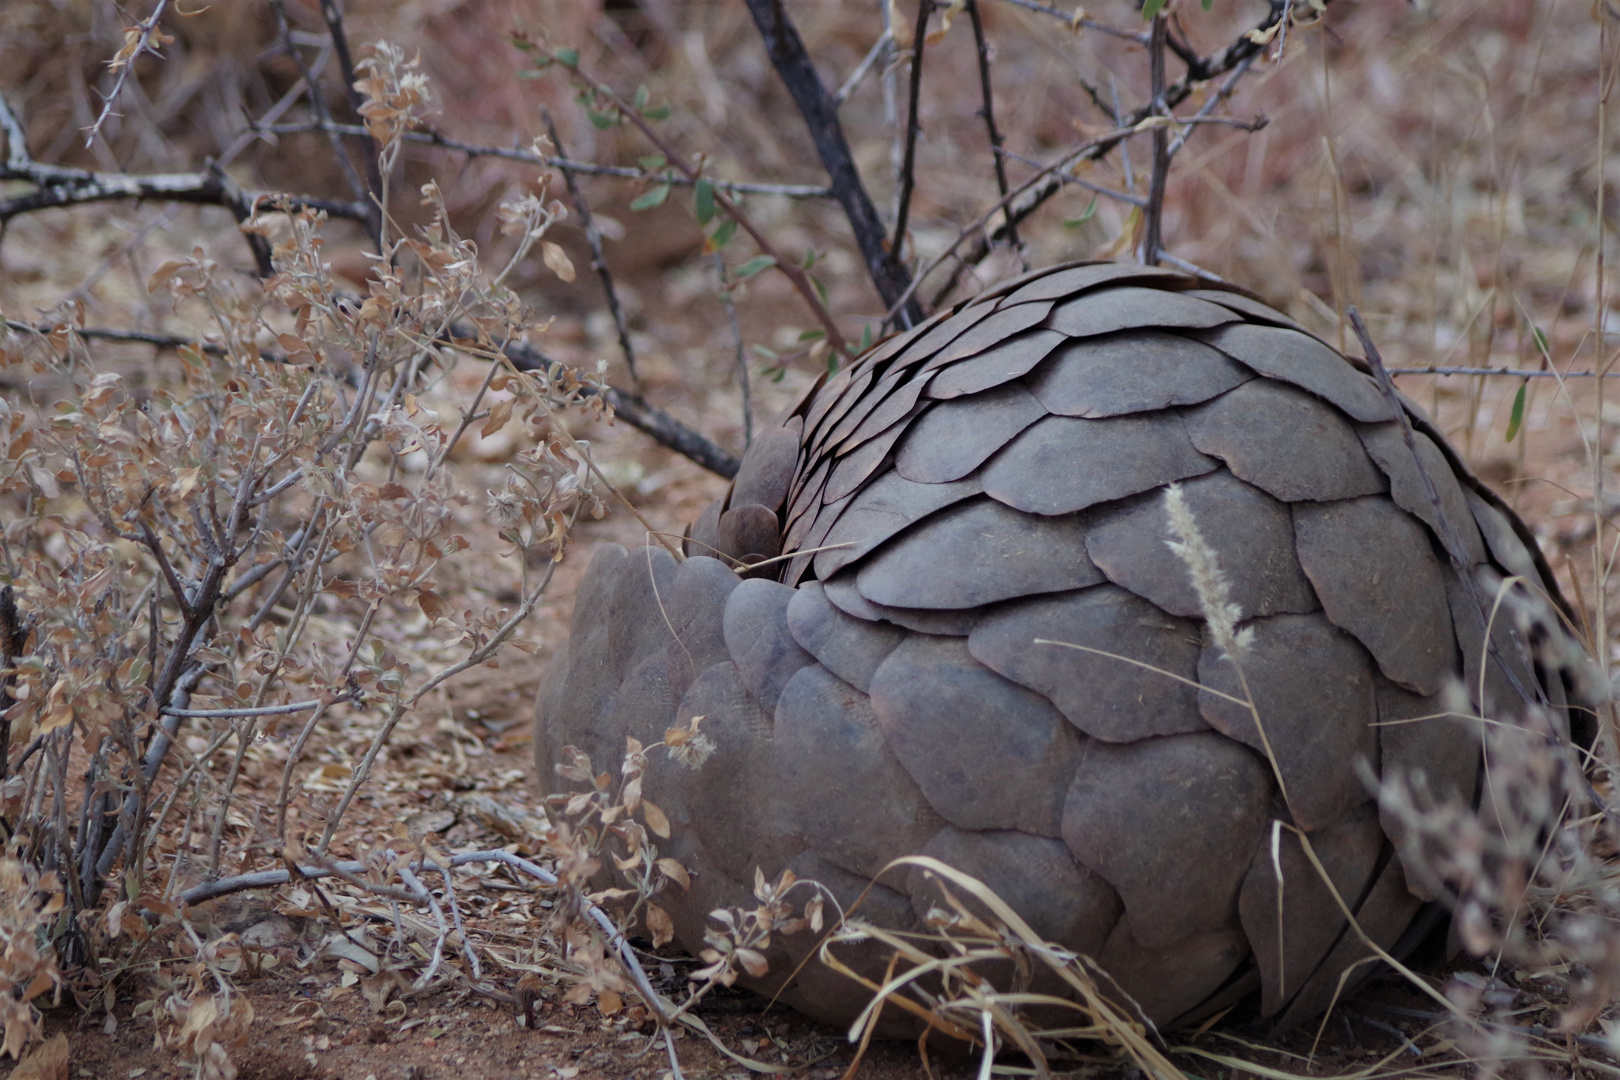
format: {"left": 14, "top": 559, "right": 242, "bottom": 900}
{"left": 1063, "top": 196, "right": 1099, "bottom": 229}
{"left": 810, "top": 273, "right": 829, "bottom": 308}
{"left": 634, "top": 85, "right": 649, "bottom": 110}
{"left": 517, "top": 69, "right": 545, "bottom": 79}
{"left": 555, "top": 47, "right": 580, "bottom": 67}
{"left": 694, "top": 178, "right": 715, "bottom": 225}
{"left": 1505, "top": 380, "right": 1528, "bottom": 443}
{"left": 586, "top": 108, "right": 616, "bottom": 130}
{"left": 641, "top": 102, "right": 672, "bottom": 120}
{"left": 826, "top": 352, "right": 840, "bottom": 375}
{"left": 637, "top": 154, "right": 667, "bottom": 171}
{"left": 1531, "top": 325, "right": 1550, "bottom": 359}
{"left": 797, "top": 329, "right": 827, "bottom": 343}
{"left": 1201, "top": 0, "right": 1212, "bottom": 8}
{"left": 734, "top": 255, "right": 776, "bottom": 280}
{"left": 801, "top": 249, "right": 818, "bottom": 269}
{"left": 1141, "top": 0, "right": 1166, "bottom": 18}
{"left": 858, "top": 324, "right": 873, "bottom": 352}
{"left": 750, "top": 344, "right": 780, "bottom": 361}
{"left": 709, "top": 218, "right": 738, "bottom": 250}
{"left": 630, "top": 184, "right": 671, "bottom": 212}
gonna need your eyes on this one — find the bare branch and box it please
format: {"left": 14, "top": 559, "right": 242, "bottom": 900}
{"left": 0, "top": 92, "right": 369, "bottom": 277}
{"left": 966, "top": 0, "right": 1021, "bottom": 259}
{"left": 543, "top": 110, "right": 640, "bottom": 386}
{"left": 254, "top": 121, "right": 835, "bottom": 197}
{"left": 890, "top": 0, "right": 933, "bottom": 281}
{"left": 85, "top": 0, "right": 173, "bottom": 148}
{"left": 1140, "top": 14, "right": 1171, "bottom": 266}
{"left": 992, "top": 0, "right": 1150, "bottom": 43}
{"left": 742, "top": 0, "right": 924, "bottom": 326}
{"left": 267, "top": 0, "right": 379, "bottom": 249}
{"left": 5, "top": 320, "right": 742, "bottom": 479}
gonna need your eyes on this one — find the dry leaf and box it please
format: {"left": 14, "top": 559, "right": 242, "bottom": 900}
{"left": 8, "top": 1033, "right": 68, "bottom": 1080}
{"left": 542, "top": 242, "right": 576, "bottom": 283}
{"left": 645, "top": 903, "right": 674, "bottom": 948}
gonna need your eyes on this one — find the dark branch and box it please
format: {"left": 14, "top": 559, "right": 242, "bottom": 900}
{"left": 316, "top": 0, "right": 386, "bottom": 241}
{"left": 966, "top": 0, "right": 1020, "bottom": 258}
{"left": 741, "top": 0, "right": 925, "bottom": 327}
{"left": 268, "top": 0, "right": 381, "bottom": 250}
{"left": 5, "top": 320, "right": 741, "bottom": 479}
{"left": 1140, "top": 14, "right": 1171, "bottom": 266}
{"left": 890, "top": 0, "right": 933, "bottom": 288}
{"left": 501, "top": 341, "right": 740, "bottom": 478}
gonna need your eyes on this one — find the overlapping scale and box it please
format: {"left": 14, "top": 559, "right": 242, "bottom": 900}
{"left": 1084, "top": 469, "right": 1317, "bottom": 621}
{"left": 1196, "top": 612, "right": 1378, "bottom": 831}
{"left": 982, "top": 412, "right": 1217, "bottom": 515}
{"left": 536, "top": 263, "right": 1594, "bottom": 1037}
{"left": 1027, "top": 330, "right": 1250, "bottom": 417}
{"left": 1184, "top": 380, "right": 1388, "bottom": 501}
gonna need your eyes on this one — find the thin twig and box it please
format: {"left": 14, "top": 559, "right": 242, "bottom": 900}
{"left": 965, "top": 0, "right": 1021, "bottom": 259}
{"left": 940, "top": 0, "right": 1313, "bottom": 288}
{"left": 254, "top": 121, "right": 834, "bottom": 197}
{"left": 889, "top": 122, "right": 1140, "bottom": 319}
{"left": 717, "top": 252, "right": 753, "bottom": 447}
{"left": 834, "top": 32, "right": 890, "bottom": 105}
{"left": 543, "top": 109, "right": 639, "bottom": 386}
{"left": 992, "top": 0, "right": 1150, "bottom": 43}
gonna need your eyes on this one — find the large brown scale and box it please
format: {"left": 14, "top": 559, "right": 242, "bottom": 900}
{"left": 534, "top": 262, "right": 1597, "bottom": 1033}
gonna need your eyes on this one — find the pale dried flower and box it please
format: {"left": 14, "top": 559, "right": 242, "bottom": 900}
{"left": 1163, "top": 482, "right": 1252, "bottom": 662}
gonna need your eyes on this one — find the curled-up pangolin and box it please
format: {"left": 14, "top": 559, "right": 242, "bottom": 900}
{"left": 535, "top": 261, "right": 1600, "bottom": 1034}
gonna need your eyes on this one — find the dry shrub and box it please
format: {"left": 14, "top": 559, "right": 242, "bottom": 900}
{"left": 0, "top": 839, "right": 65, "bottom": 1061}
{"left": 1380, "top": 683, "right": 1620, "bottom": 1077}
{"left": 0, "top": 40, "right": 608, "bottom": 1069}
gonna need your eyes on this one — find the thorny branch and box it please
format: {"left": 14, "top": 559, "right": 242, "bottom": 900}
{"left": 84, "top": 0, "right": 173, "bottom": 148}
{"left": 966, "top": 0, "right": 1021, "bottom": 261}
{"left": 890, "top": 0, "right": 934, "bottom": 285}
